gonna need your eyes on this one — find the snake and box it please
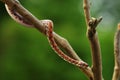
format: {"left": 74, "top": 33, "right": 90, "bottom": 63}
{"left": 5, "top": 2, "right": 88, "bottom": 68}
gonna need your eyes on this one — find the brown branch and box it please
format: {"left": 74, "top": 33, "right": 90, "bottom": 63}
{"left": 83, "top": 0, "right": 103, "bottom": 80}
{"left": 83, "top": 0, "right": 91, "bottom": 26}
{"left": 0, "top": 0, "right": 93, "bottom": 79}
{"left": 88, "top": 17, "right": 102, "bottom": 80}
{"left": 112, "top": 24, "right": 120, "bottom": 80}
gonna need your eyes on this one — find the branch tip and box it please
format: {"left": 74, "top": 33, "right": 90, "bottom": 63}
{"left": 88, "top": 17, "right": 102, "bottom": 28}
{"left": 97, "top": 16, "right": 103, "bottom": 23}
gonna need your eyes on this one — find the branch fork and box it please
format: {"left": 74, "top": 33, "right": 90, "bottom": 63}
{"left": 83, "top": 0, "right": 103, "bottom": 80}
{"left": 87, "top": 17, "right": 102, "bottom": 38}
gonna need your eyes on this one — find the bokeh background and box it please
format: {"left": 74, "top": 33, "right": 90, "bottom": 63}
{"left": 0, "top": 0, "right": 120, "bottom": 80}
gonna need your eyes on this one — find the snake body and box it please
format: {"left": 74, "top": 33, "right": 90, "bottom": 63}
{"left": 5, "top": 3, "right": 88, "bottom": 68}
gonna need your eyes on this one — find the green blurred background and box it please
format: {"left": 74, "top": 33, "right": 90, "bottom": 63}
{"left": 0, "top": 0, "right": 120, "bottom": 80}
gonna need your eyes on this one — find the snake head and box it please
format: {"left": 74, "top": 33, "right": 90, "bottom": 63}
{"left": 40, "top": 20, "right": 53, "bottom": 27}
{"left": 40, "top": 20, "right": 53, "bottom": 35}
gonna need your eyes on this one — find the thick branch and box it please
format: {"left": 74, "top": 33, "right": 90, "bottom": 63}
{"left": 112, "top": 24, "right": 120, "bottom": 80}
{"left": 83, "top": 0, "right": 103, "bottom": 80}
{"left": 0, "top": 0, "right": 93, "bottom": 79}
{"left": 87, "top": 18, "right": 102, "bottom": 80}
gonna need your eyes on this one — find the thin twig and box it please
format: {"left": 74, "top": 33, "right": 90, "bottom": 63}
{"left": 83, "top": 0, "right": 103, "bottom": 80}
{"left": 0, "top": 0, "right": 93, "bottom": 79}
{"left": 83, "top": 0, "right": 91, "bottom": 26}
{"left": 112, "top": 24, "right": 120, "bottom": 80}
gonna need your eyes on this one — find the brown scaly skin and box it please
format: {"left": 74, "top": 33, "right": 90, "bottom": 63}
{"left": 45, "top": 20, "right": 88, "bottom": 68}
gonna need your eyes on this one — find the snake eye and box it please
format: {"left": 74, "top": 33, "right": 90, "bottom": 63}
{"left": 40, "top": 20, "right": 53, "bottom": 27}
